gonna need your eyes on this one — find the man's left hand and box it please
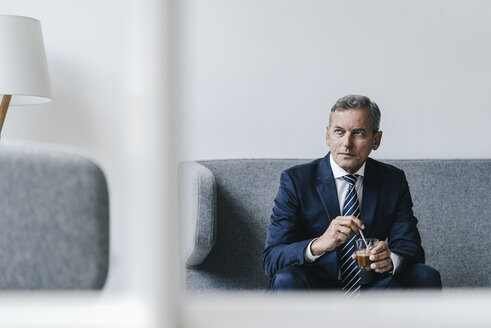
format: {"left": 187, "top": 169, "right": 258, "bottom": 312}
{"left": 369, "top": 241, "right": 393, "bottom": 273}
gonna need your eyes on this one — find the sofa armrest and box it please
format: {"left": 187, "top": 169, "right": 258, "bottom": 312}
{"left": 179, "top": 161, "right": 217, "bottom": 267}
{"left": 0, "top": 141, "right": 109, "bottom": 289}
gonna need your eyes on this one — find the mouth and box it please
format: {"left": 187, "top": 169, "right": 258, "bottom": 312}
{"left": 339, "top": 153, "right": 356, "bottom": 157}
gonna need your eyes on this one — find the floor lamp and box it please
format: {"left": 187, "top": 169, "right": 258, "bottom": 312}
{"left": 0, "top": 15, "right": 52, "bottom": 137}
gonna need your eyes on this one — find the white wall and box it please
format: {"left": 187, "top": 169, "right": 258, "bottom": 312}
{"left": 178, "top": 0, "right": 491, "bottom": 161}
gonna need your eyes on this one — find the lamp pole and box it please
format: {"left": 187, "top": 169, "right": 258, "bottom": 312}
{"left": 0, "top": 95, "right": 12, "bottom": 136}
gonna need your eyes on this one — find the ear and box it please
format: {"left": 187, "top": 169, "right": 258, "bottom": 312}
{"left": 325, "top": 126, "right": 330, "bottom": 146}
{"left": 372, "top": 131, "right": 383, "bottom": 150}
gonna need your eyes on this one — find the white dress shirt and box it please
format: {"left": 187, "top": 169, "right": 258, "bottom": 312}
{"left": 303, "top": 156, "right": 401, "bottom": 275}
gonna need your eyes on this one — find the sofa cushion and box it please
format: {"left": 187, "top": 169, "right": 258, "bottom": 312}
{"left": 384, "top": 159, "right": 491, "bottom": 287}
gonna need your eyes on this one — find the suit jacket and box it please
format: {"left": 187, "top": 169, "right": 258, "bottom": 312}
{"left": 263, "top": 153, "right": 425, "bottom": 281}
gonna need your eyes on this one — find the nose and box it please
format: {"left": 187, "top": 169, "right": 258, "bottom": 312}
{"left": 341, "top": 133, "right": 353, "bottom": 149}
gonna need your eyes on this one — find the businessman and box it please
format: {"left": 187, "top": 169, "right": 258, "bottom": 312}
{"left": 263, "top": 95, "right": 441, "bottom": 294}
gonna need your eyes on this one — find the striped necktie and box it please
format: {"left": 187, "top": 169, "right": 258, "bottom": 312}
{"left": 340, "top": 174, "right": 361, "bottom": 296}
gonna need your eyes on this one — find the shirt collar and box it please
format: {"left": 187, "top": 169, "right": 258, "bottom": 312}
{"left": 329, "top": 153, "right": 366, "bottom": 179}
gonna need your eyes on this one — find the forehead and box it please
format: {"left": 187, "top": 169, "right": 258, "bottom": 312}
{"left": 330, "top": 107, "right": 371, "bottom": 129}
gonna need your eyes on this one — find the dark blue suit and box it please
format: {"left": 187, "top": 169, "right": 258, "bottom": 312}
{"left": 263, "top": 153, "right": 441, "bottom": 290}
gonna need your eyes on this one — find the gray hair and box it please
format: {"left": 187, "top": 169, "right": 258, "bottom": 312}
{"left": 329, "top": 95, "right": 381, "bottom": 134}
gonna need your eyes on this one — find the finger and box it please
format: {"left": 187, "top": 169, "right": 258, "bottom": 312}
{"left": 350, "top": 216, "right": 365, "bottom": 230}
{"left": 336, "top": 217, "right": 364, "bottom": 235}
{"left": 370, "top": 250, "right": 390, "bottom": 262}
{"left": 334, "top": 225, "right": 351, "bottom": 238}
{"left": 340, "top": 216, "right": 365, "bottom": 230}
{"left": 370, "top": 258, "right": 391, "bottom": 270}
{"left": 374, "top": 264, "right": 392, "bottom": 273}
{"left": 335, "top": 216, "right": 365, "bottom": 229}
{"left": 371, "top": 241, "right": 387, "bottom": 254}
{"left": 373, "top": 261, "right": 393, "bottom": 273}
{"left": 347, "top": 220, "right": 361, "bottom": 235}
{"left": 326, "top": 221, "right": 349, "bottom": 238}
{"left": 330, "top": 218, "right": 352, "bottom": 230}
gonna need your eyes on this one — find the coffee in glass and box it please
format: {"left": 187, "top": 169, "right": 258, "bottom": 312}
{"left": 354, "top": 238, "right": 379, "bottom": 270}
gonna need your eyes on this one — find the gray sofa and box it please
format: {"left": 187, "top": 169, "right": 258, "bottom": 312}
{"left": 0, "top": 141, "right": 109, "bottom": 290}
{"left": 180, "top": 158, "right": 491, "bottom": 291}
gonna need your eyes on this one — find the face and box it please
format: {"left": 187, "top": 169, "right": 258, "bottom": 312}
{"left": 326, "top": 107, "right": 382, "bottom": 173}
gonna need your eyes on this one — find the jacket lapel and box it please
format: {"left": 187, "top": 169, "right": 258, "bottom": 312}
{"left": 360, "top": 158, "right": 381, "bottom": 234}
{"left": 316, "top": 153, "right": 340, "bottom": 222}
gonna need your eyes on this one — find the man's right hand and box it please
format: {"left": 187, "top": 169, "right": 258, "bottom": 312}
{"left": 310, "top": 216, "right": 364, "bottom": 256}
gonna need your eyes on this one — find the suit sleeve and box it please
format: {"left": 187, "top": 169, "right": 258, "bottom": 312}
{"left": 262, "top": 171, "right": 315, "bottom": 279}
{"left": 388, "top": 171, "right": 426, "bottom": 271}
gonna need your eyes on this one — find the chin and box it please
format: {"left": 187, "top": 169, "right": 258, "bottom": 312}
{"left": 339, "top": 163, "right": 355, "bottom": 172}
{"left": 339, "top": 160, "right": 360, "bottom": 173}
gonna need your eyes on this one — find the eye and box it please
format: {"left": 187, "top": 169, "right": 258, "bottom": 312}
{"left": 334, "top": 129, "right": 344, "bottom": 135}
{"left": 353, "top": 131, "right": 367, "bottom": 138}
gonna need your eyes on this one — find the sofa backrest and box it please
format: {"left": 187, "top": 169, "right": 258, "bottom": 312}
{"left": 180, "top": 158, "right": 491, "bottom": 290}
{"left": 0, "top": 141, "right": 109, "bottom": 289}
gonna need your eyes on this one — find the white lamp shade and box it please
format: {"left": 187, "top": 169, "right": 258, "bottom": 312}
{"left": 0, "top": 15, "right": 52, "bottom": 105}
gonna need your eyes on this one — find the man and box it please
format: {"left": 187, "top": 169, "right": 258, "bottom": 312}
{"left": 263, "top": 95, "right": 441, "bottom": 293}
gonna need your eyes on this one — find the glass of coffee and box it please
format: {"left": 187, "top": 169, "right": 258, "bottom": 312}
{"left": 355, "top": 238, "right": 379, "bottom": 270}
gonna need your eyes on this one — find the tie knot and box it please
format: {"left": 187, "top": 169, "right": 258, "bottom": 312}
{"left": 343, "top": 174, "right": 358, "bottom": 186}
